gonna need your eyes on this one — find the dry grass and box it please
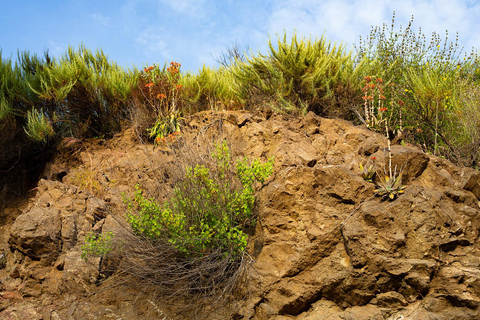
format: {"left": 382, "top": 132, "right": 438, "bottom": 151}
{"left": 102, "top": 118, "right": 256, "bottom": 317}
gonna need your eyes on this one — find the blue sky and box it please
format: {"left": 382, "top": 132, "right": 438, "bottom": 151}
{"left": 1, "top": 0, "right": 480, "bottom": 72}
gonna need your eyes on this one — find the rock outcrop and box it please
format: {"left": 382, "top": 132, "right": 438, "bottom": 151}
{"left": 1, "top": 110, "right": 480, "bottom": 319}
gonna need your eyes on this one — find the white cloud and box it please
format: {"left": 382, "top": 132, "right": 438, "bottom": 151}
{"left": 135, "top": 27, "right": 169, "bottom": 61}
{"left": 265, "top": 0, "right": 480, "bottom": 52}
{"left": 47, "top": 41, "right": 67, "bottom": 59}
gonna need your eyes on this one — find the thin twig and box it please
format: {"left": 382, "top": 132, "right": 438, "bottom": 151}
{"left": 340, "top": 195, "right": 375, "bottom": 229}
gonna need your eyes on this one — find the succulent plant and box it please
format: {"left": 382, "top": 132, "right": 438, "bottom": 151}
{"left": 375, "top": 173, "right": 405, "bottom": 200}
{"left": 359, "top": 163, "right": 376, "bottom": 182}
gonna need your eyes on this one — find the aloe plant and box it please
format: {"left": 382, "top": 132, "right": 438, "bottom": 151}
{"left": 375, "top": 173, "right": 405, "bottom": 200}
{"left": 359, "top": 162, "right": 376, "bottom": 182}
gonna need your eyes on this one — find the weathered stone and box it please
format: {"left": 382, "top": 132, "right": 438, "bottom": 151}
{"left": 9, "top": 207, "right": 62, "bottom": 260}
{"left": 59, "top": 249, "right": 100, "bottom": 295}
{"left": 371, "top": 145, "right": 430, "bottom": 183}
{"left": 0, "top": 251, "right": 6, "bottom": 269}
{"left": 464, "top": 170, "right": 480, "bottom": 199}
{"left": 375, "top": 291, "right": 408, "bottom": 308}
{"left": 405, "top": 272, "right": 431, "bottom": 296}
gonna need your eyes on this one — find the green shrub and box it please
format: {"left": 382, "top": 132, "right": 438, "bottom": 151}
{"left": 0, "top": 50, "right": 40, "bottom": 120}
{"left": 1, "top": 46, "right": 138, "bottom": 140}
{"left": 29, "top": 45, "right": 138, "bottom": 138}
{"left": 24, "top": 108, "right": 54, "bottom": 142}
{"left": 356, "top": 13, "right": 480, "bottom": 165}
{"left": 125, "top": 141, "right": 274, "bottom": 258}
{"left": 0, "top": 55, "right": 16, "bottom": 119}
{"left": 181, "top": 65, "right": 241, "bottom": 112}
{"left": 232, "top": 31, "right": 365, "bottom": 117}
{"left": 81, "top": 231, "right": 114, "bottom": 262}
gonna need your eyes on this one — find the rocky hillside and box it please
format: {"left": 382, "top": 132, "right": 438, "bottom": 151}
{"left": 1, "top": 110, "right": 480, "bottom": 319}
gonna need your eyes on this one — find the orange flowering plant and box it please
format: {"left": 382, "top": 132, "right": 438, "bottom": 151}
{"left": 360, "top": 76, "right": 407, "bottom": 200}
{"left": 361, "top": 76, "right": 404, "bottom": 136}
{"left": 139, "top": 61, "right": 185, "bottom": 143}
{"left": 154, "top": 131, "right": 181, "bottom": 146}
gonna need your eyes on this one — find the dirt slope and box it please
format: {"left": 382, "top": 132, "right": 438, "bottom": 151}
{"left": 1, "top": 110, "right": 480, "bottom": 319}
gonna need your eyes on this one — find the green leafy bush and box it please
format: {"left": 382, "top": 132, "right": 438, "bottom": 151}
{"left": 81, "top": 231, "right": 114, "bottom": 262}
{"left": 125, "top": 141, "right": 274, "bottom": 258}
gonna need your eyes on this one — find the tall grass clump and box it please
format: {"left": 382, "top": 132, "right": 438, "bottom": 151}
{"left": 357, "top": 13, "right": 480, "bottom": 166}
{"left": 119, "top": 140, "right": 273, "bottom": 311}
{"left": 0, "top": 51, "right": 56, "bottom": 210}
{"left": 26, "top": 45, "right": 138, "bottom": 138}
{"left": 0, "top": 53, "right": 17, "bottom": 119}
{"left": 1, "top": 45, "right": 138, "bottom": 209}
{"left": 23, "top": 108, "right": 54, "bottom": 142}
{"left": 181, "top": 65, "right": 241, "bottom": 112}
{"left": 0, "top": 50, "right": 43, "bottom": 122}
{"left": 233, "top": 31, "right": 366, "bottom": 117}
{"left": 2, "top": 45, "right": 138, "bottom": 140}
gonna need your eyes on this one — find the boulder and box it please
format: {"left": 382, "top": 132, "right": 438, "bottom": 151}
{"left": 371, "top": 145, "right": 430, "bottom": 183}
{"left": 9, "top": 207, "right": 62, "bottom": 260}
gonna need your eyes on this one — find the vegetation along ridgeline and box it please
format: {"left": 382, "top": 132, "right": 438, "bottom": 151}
{"left": 0, "top": 13, "right": 479, "bottom": 231}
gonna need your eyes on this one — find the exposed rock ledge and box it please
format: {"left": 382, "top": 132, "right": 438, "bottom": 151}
{"left": 1, "top": 111, "right": 480, "bottom": 319}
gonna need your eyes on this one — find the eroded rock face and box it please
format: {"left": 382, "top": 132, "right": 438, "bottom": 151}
{"left": 1, "top": 111, "right": 480, "bottom": 319}
{"left": 2, "top": 179, "right": 105, "bottom": 317}
{"left": 224, "top": 112, "right": 480, "bottom": 319}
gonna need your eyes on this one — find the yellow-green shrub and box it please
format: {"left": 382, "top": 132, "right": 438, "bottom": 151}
{"left": 125, "top": 141, "right": 274, "bottom": 258}
{"left": 232, "top": 31, "right": 365, "bottom": 117}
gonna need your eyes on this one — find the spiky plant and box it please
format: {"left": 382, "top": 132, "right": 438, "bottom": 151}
{"left": 375, "top": 172, "right": 405, "bottom": 200}
{"left": 24, "top": 108, "right": 54, "bottom": 142}
{"left": 181, "top": 65, "right": 240, "bottom": 112}
{"left": 232, "top": 31, "right": 366, "bottom": 116}
{"left": 359, "top": 162, "right": 376, "bottom": 182}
